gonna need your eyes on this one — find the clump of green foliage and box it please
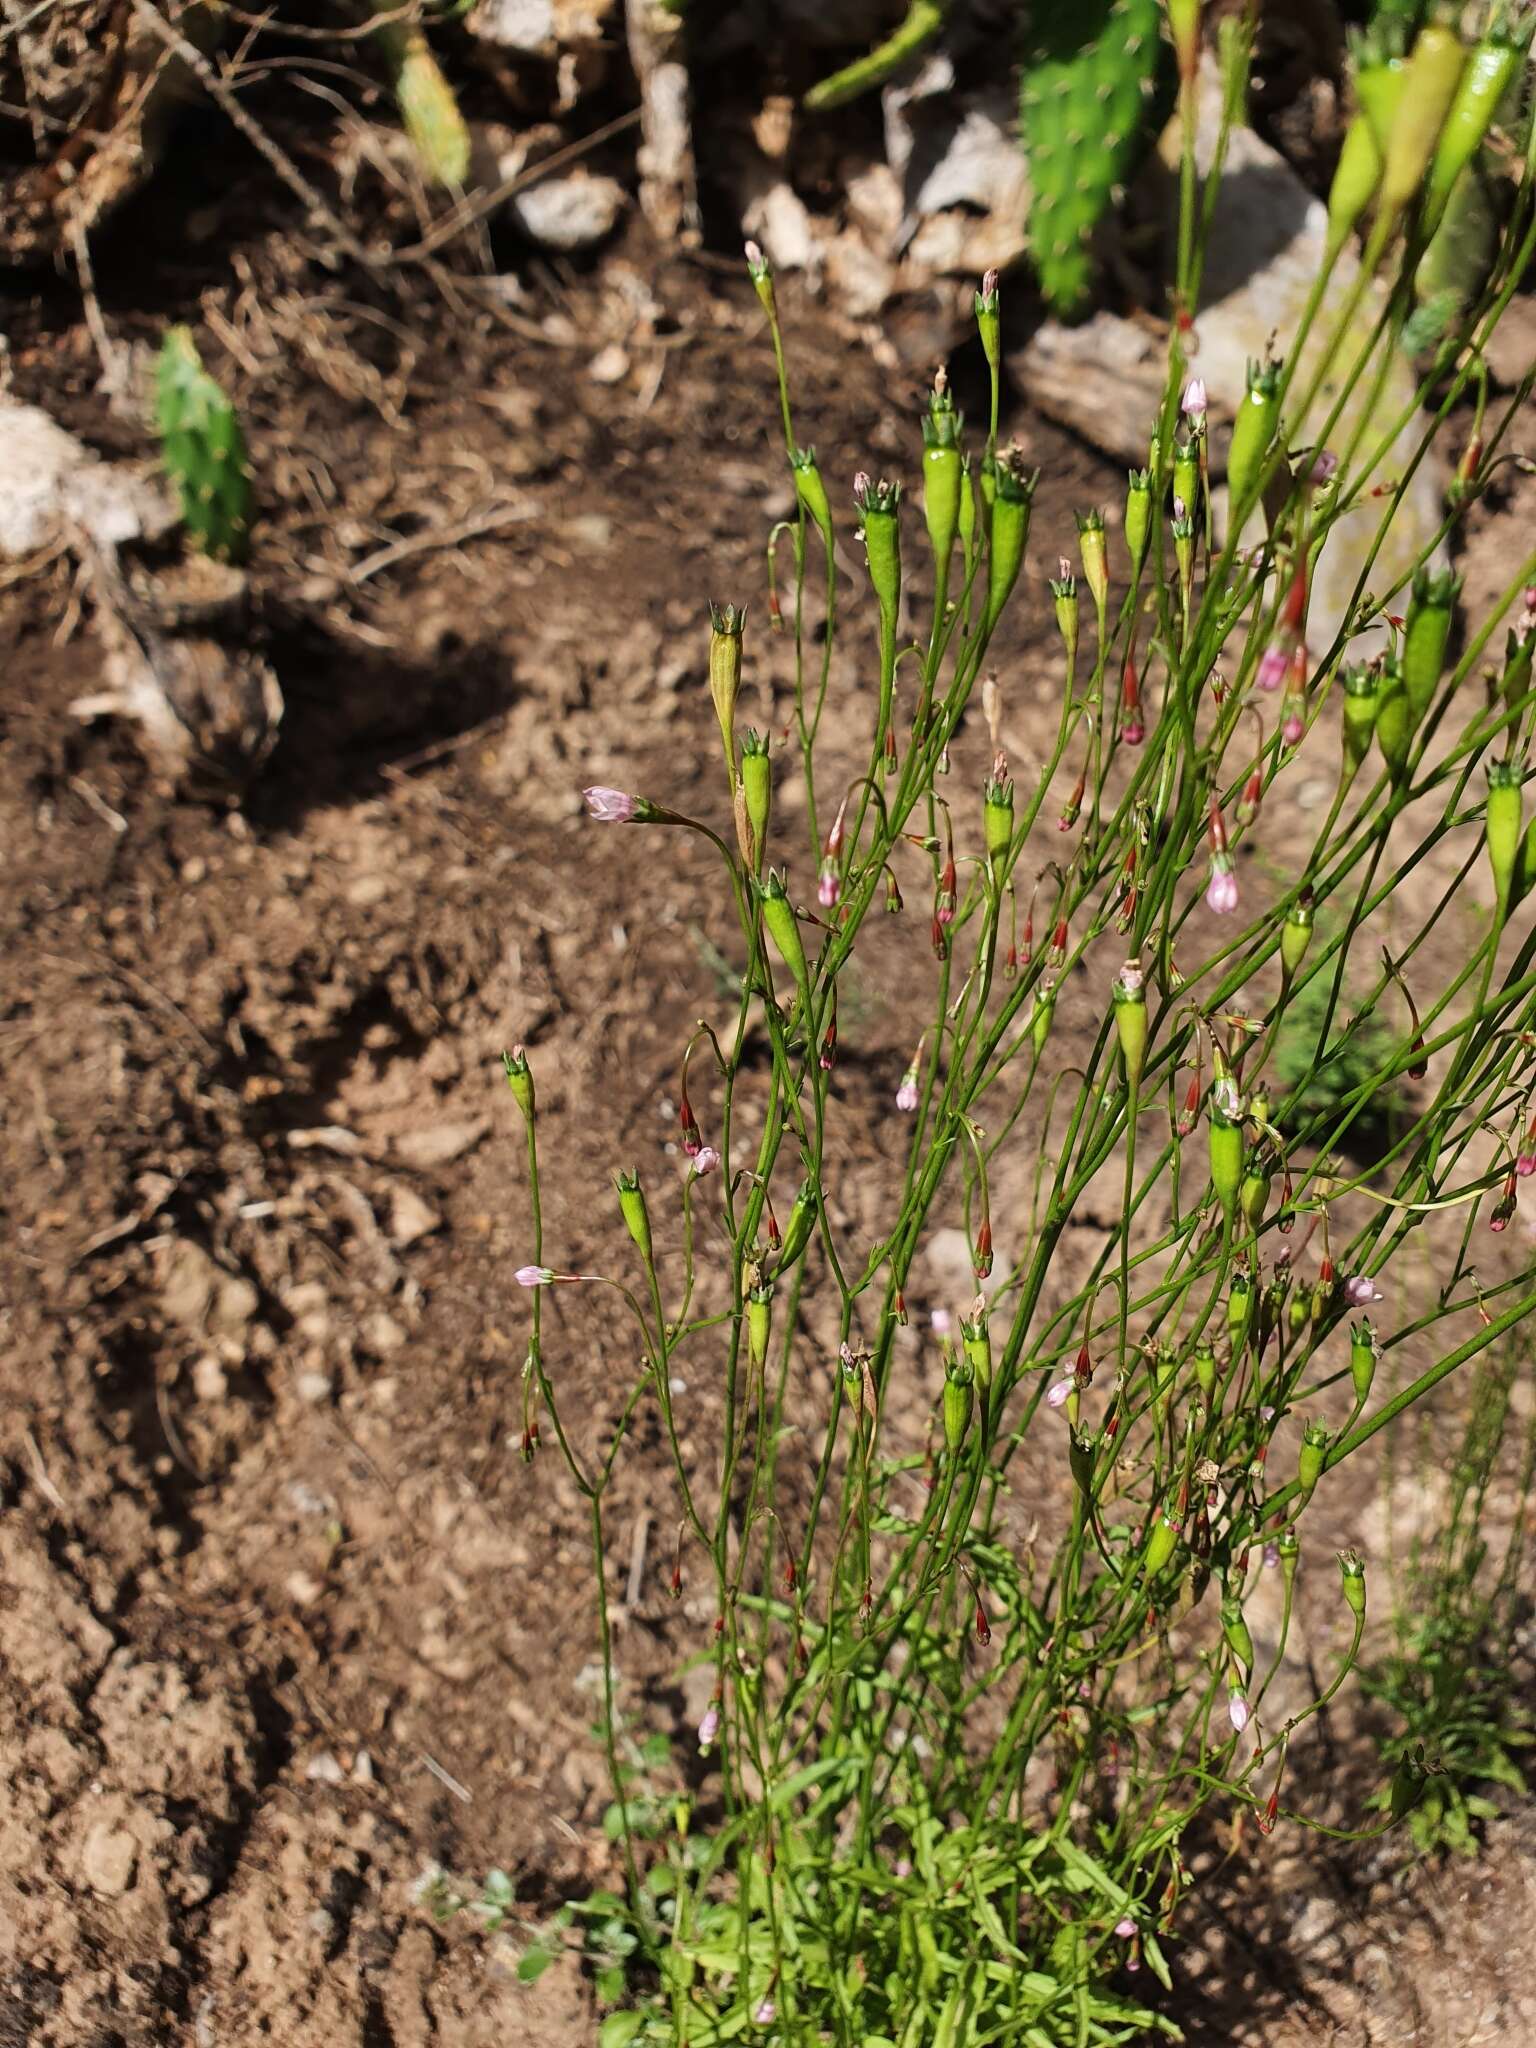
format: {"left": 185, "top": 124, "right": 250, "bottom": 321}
{"left": 1363, "top": 1344, "right": 1536, "bottom": 1858}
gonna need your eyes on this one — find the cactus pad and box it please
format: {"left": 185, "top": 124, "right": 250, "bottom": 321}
{"left": 370, "top": 6, "right": 470, "bottom": 189}
{"left": 156, "top": 327, "right": 251, "bottom": 565}
{"left": 1020, "top": 0, "right": 1163, "bottom": 315}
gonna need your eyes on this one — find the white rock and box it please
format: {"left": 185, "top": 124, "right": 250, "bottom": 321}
{"left": 506, "top": 172, "right": 627, "bottom": 251}
{"left": 295, "top": 1371, "right": 334, "bottom": 1405}
{"left": 471, "top": 0, "right": 554, "bottom": 46}
{"left": 587, "top": 343, "right": 631, "bottom": 386}
{"left": 0, "top": 398, "right": 173, "bottom": 558}
{"left": 393, "top": 1117, "right": 490, "bottom": 1170}
{"left": 81, "top": 1822, "right": 138, "bottom": 1898}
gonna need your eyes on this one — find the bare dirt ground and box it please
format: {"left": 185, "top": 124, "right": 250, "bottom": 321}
{"left": 4, "top": 107, "right": 1536, "bottom": 2047}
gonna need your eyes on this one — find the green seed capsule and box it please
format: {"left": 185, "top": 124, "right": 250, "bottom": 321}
{"left": 1221, "top": 1596, "right": 1254, "bottom": 1674}
{"left": 1280, "top": 891, "right": 1314, "bottom": 985}
{"left": 1031, "top": 986, "right": 1057, "bottom": 1059}
{"left": 778, "top": 1178, "right": 819, "bottom": 1267}
{"left": 1113, "top": 962, "right": 1149, "bottom": 1089}
{"left": 943, "top": 1358, "right": 974, "bottom": 1454}
{"left": 1125, "top": 468, "right": 1152, "bottom": 579}
{"left": 1380, "top": 25, "right": 1467, "bottom": 223}
{"left": 957, "top": 456, "right": 977, "bottom": 564}
{"left": 747, "top": 1283, "right": 773, "bottom": 1368}
{"left": 1326, "top": 112, "right": 1384, "bottom": 251}
{"left": 961, "top": 1312, "right": 992, "bottom": 1393}
{"left": 1486, "top": 759, "right": 1523, "bottom": 913}
{"left": 792, "top": 447, "right": 835, "bottom": 557}
{"left": 1227, "top": 1270, "right": 1254, "bottom": 1346}
{"left": 1375, "top": 656, "right": 1413, "bottom": 781}
{"left": 858, "top": 478, "right": 902, "bottom": 620}
{"left": 1143, "top": 1511, "right": 1180, "bottom": 1578}
{"left": 1403, "top": 566, "right": 1460, "bottom": 721}
{"left": 974, "top": 274, "right": 1001, "bottom": 368}
{"left": 707, "top": 601, "right": 745, "bottom": 768}
{"left": 1228, "top": 357, "right": 1282, "bottom": 514}
{"left": 1502, "top": 627, "right": 1534, "bottom": 713}
{"left": 614, "top": 1170, "right": 653, "bottom": 1265}
{"left": 922, "top": 381, "right": 964, "bottom": 589}
{"left": 1192, "top": 1341, "right": 1217, "bottom": 1403}
{"left": 1356, "top": 51, "right": 1407, "bottom": 157}
{"left": 502, "top": 1046, "right": 535, "bottom": 1122}
{"left": 1209, "top": 1106, "right": 1244, "bottom": 1223}
{"left": 984, "top": 765, "right": 1014, "bottom": 865}
{"left": 1288, "top": 1289, "right": 1311, "bottom": 1337}
{"left": 1069, "top": 1429, "right": 1096, "bottom": 1501}
{"left": 739, "top": 729, "right": 772, "bottom": 870}
{"left": 757, "top": 869, "right": 809, "bottom": 997}
{"left": 1173, "top": 437, "right": 1199, "bottom": 526}
{"left": 1297, "top": 1419, "right": 1330, "bottom": 1501}
{"left": 986, "top": 452, "right": 1037, "bottom": 633}
{"left": 1051, "top": 568, "right": 1079, "bottom": 681}
{"left": 1349, "top": 1318, "right": 1377, "bottom": 1406}
{"left": 1076, "top": 508, "right": 1108, "bottom": 620}
{"left": 1337, "top": 1548, "right": 1366, "bottom": 1620}
{"left": 1278, "top": 1527, "right": 1300, "bottom": 1590}
{"left": 1240, "top": 1165, "right": 1270, "bottom": 1233}
{"left": 1341, "top": 663, "right": 1380, "bottom": 774}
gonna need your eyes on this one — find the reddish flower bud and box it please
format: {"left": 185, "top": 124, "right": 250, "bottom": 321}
{"left": 973, "top": 1220, "right": 993, "bottom": 1280}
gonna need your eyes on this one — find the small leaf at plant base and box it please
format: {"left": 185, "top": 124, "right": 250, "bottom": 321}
{"left": 595, "top": 1964, "right": 628, "bottom": 2004}
{"left": 516, "top": 1944, "right": 557, "bottom": 1984}
{"left": 597, "top": 2016, "right": 645, "bottom": 2048}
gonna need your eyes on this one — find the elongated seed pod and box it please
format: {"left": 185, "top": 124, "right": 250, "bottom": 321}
{"left": 1327, "top": 113, "right": 1384, "bottom": 252}
{"left": 1402, "top": 567, "right": 1460, "bottom": 720}
{"left": 1379, "top": 25, "right": 1467, "bottom": 223}
{"left": 1423, "top": 21, "right": 1529, "bottom": 234}
{"left": 1227, "top": 358, "right": 1282, "bottom": 515}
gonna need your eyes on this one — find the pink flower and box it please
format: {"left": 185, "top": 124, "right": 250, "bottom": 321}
{"left": 753, "top": 1999, "right": 776, "bottom": 2026}
{"left": 931, "top": 1307, "right": 953, "bottom": 1337}
{"left": 1263, "top": 1542, "right": 1281, "bottom": 1568}
{"left": 698, "top": 1705, "right": 720, "bottom": 1750}
{"left": 1256, "top": 643, "right": 1288, "bottom": 692}
{"left": 1228, "top": 1689, "right": 1250, "bottom": 1734}
{"left": 1206, "top": 861, "right": 1239, "bottom": 915}
{"left": 818, "top": 860, "right": 841, "bottom": 908}
{"left": 744, "top": 239, "right": 763, "bottom": 268}
{"left": 1115, "top": 1916, "right": 1137, "bottom": 1939}
{"left": 1181, "top": 377, "right": 1208, "bottom": 421}
{"left": 1517, "top": 1153, "right": 1536, "bottom": 1179}
{"left": 583, "top": 786, "right": 638, "bottom": 823}
{"left": 1047, "top": 1377, "right": 1073, "bottom": 1409}
{"left": 894, "top": 1856, "right": 914, "bottom": 1878}
{"left": 981, "top": 267, "right": 999, "bottom": 299}
{"left": 692, "top": 1145, "right": 721, "bottom": 1177}
{"left": 515, "top": 1265, "right": 554, "bottom": 1287}
{"left": 896, "top": 1061, "right": 920, "bottom": 1112}
{"left": 1309, "top": 448, "right": 1339, "bottom": 484}
{"left": 1343, "top": 1274, "right": 1382, "bottom": 1306}
{"left": 1281, "top": 705, "right": 1305, "bottom": 746}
